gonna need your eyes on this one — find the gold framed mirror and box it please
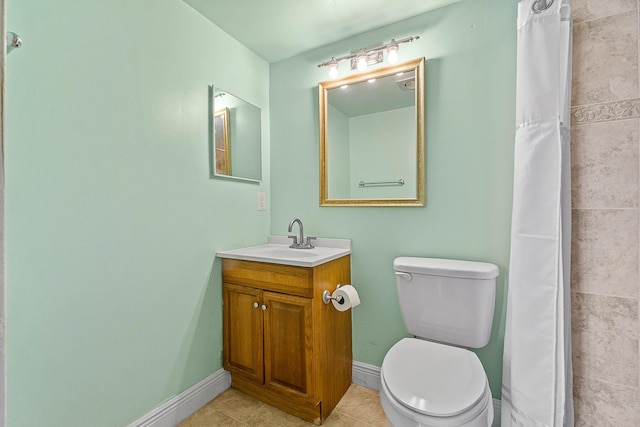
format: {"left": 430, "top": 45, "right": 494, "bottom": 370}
{"left": 319, "top": 57, "right": 425, "bottom": 207}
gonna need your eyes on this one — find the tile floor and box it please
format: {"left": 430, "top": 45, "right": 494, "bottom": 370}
{"left": 179, "top": 384, "right": 391, "bottom": 427}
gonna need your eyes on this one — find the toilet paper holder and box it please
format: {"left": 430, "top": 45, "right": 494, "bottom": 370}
{"left": 322, "top": 284, "right": 345, "bottom": 305}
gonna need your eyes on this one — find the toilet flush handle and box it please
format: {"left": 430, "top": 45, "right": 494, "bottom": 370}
{"left": 394, "top": 272, "right": 412, "bottom": 281}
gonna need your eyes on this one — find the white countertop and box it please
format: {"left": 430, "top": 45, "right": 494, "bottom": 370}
{"left": 216, "top": 235, "right": 351, "bottom": 267}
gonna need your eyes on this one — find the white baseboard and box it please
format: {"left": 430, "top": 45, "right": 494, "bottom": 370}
{"left": 127, "top": 369, "right": 231, "bottom": 427}
{"left": 352, "top": 360, "right": 382, "bottom": 391}
{"left": 352, "top": 361, "right": 501, "bottom": 427}
{"left": 127, "top": 363, "right": 500, "bottom": 427}
{"left": 492, "top": 398, "right": 501, "bottom": 427}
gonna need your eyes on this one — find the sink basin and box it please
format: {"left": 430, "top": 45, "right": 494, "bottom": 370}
{"left": 250, "top": 246, "right": 317, "bottom": 259}
{"left": 216, "top": 236, "right": 351, "bottom": 267}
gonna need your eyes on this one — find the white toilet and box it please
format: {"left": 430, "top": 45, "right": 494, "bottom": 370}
{"left": 380, "top": 257, "right": 499, "bottom": 427}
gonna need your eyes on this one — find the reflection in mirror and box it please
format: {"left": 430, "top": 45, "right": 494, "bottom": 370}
{"left": 214, "top": 107, "right": 231, "bottom": 175}
{"left": 319, "top": 58, "right": 425, "bottom": 206}
{"left": 210, "top": 86, "right": 262, "bottom": 182}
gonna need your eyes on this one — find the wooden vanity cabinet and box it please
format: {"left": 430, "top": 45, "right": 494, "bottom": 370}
{"left": 222, "top": 255, "right": 352, "bottom": 425}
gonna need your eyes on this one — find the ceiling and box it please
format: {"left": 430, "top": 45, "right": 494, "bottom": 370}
{"left": 329, "top": 70, "right": 416, "bottom": 117}
{"left": 183, "top": 0, "right": 463, "bottom": 63}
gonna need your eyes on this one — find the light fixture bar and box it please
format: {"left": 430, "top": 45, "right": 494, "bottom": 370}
{"left": 350, "top": 50, "right": 383, "bottom": 71}
{"left": 317, "top": 36, "right": 419, "bottom": 72}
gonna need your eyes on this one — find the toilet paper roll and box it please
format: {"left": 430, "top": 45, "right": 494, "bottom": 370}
{"left": 331, "top": 285, "right": 361, "bottom": 312}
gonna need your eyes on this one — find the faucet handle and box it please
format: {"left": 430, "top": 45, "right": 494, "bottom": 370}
{"left": 288, "top": 235, "right": 298, "bottom": 247}
{"left": 305, "top": 236, "right": 316, "bottom": 248}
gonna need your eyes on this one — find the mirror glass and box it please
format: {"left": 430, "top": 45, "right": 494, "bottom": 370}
{"left": 210, "top": 85, "right": 262, "bottom": 182}
{"left": 319, "top": 58, "right": 424, "bottom": 206}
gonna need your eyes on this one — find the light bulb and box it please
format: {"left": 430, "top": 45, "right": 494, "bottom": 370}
{"left": 387, "top": 41, "right": 399, "bottom": 64}
{"left": 356, "top": 53, "right": 368, "bottom": 72}
{"left": 328, "top": 59, "right": 339, "bottom": 79}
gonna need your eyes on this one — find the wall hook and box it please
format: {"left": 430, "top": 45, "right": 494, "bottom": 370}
{"left": 7, "top": 32, "right": 22, "bottom": 54}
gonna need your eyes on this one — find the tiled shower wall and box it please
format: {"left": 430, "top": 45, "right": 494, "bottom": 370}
{"left": 570, "top": 0, "right": 640, "bottom": 425}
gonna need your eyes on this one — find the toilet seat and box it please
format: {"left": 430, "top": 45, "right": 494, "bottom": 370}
{"left": 381, "top": 338, "right": 488, "bottom": 418}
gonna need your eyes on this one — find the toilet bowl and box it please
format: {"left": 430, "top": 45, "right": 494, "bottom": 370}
{"left": 380, "top": 338, "right": 493, "bottom": 427}
{"left": 380, "top": 258, "right": 499, "bottom": 427}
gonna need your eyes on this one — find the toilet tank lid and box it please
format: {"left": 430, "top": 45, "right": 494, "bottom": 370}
{"left": 394, "top": 257, "right": 499, "bottom": 279}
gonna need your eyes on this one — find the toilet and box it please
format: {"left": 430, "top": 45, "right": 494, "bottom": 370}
{"left": 380, "top": 257, "right": 499, "bottom": 427}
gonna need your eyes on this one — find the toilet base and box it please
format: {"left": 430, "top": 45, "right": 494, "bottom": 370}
{"left": 380, "top": 371, "right": 493, "bottom": 427}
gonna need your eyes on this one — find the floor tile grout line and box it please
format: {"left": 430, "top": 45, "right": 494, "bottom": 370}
{"left": 179, "top": 384, "right": 389, "bottom": 426}
{"left": 213, "top": 408, "right": 250, "bottom": 426}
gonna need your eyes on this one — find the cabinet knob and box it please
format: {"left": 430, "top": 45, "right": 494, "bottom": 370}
{"left": 253, "top": 302, "right": 259, "bottom": 308}
{"left": 261, "top": 304, "right": 267, "bottom": 311}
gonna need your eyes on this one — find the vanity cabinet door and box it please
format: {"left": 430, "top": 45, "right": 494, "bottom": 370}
{"left": 223, "top": 283, "right": 264, "bottom": 384}
{"left": 262, "top": 291, "right": 314, "bottom": 402}
{"left": 221, "top": 256, "right": 351, "bottom": 424}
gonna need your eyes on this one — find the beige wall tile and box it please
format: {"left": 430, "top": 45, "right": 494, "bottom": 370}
{"left": 571, "top": 119, "right": 639, "bottom": 208}
{"left": 571, "top": 209, "right": 639, "bottom": 298}
{"left": 573, "top": 376, "right": 640, "bottom": 426}
{"left": 547, "top": 1, "right": 639, "bottom": 425}
{"left": 571, "top": 292, "right": 638, "bottom": 387}
{"left": 571, "top": 0, "right": 637, "bottom": 24}
{"left": 572, "top": 98, "right": 640, "bottom": 124}
{"left": 572, "top": 11, "right": 638, "bottom": 106}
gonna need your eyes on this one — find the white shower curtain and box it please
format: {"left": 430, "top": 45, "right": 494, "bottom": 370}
{"left": 501, "top": 0, "right": 573, "bottom": 426}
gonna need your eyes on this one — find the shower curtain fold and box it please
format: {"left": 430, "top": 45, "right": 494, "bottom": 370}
{"left": 501, "top": 1, "right": 573, "bottom": 426}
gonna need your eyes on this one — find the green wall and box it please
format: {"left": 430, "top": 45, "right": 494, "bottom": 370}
{"left": 6, "top": 0, "right": 518, "bottom": 425}
{"left": 269, "top": 0, "right": 517, "bottom": 398}
{"left": 6, "top": 0, "right": 269, "bottom": 426}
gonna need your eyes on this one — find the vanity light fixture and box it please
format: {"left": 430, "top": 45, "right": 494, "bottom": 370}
{"left": 356, "top": 50, "right": 368, "bottom": 72}
{"left": 317, "top": 35, "right": 419, "bottom": 79}
{"left": 387, "top": 40, "right": 399, "bottom": 64}
{"left": 328, "top": 58, "right": 339, "bottom": 79}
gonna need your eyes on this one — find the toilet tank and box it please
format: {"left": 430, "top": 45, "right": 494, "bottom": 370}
{"left": 394, "top": 257, "right": 498, "bottom": 348}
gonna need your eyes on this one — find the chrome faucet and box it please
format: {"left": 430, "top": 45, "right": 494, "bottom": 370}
{"left": 288, "top": 218, "right": 316, "bottom": 249}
